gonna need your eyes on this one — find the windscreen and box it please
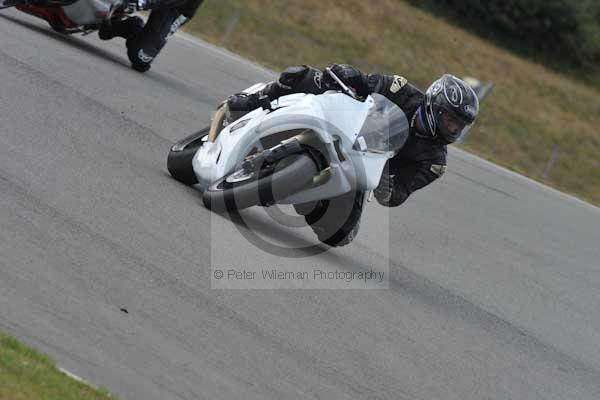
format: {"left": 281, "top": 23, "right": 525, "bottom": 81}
{"left": 353, "top": 94, "right": 409, "bottom": 154}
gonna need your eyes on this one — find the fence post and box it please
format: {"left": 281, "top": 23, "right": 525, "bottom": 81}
{"left": 221, "top": 8, "right": 242, "bottom": 46}
{"left": 541, "top": 144, "right": 559, "bottom": 181}
{"left": 280, "top": 0, "right": 289, "bottom": 12}
{"left": 456, "top": 79, "right": 494, "bottom": 144}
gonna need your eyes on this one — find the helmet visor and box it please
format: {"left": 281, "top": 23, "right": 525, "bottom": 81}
{"left": 438, "top": 110, "right": 473, "bottom": 142}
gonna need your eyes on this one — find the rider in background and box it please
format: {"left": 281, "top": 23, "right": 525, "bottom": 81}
{"left": 98, "top": 0, "right": 204, "bottom": 72}
{"left": 227, "top": 64, "right": 480, "bottom": 246}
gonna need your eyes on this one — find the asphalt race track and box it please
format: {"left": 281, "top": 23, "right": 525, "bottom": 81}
{"left": 1, "top": 10, "right": 600, "bottom": 400}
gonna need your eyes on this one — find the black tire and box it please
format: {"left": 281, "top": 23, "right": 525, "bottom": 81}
{"left": 48, "top": 21, "right": 68, "bottom": 34}
{"left": 203, "top": 153, "right": 318, "bottom": 213}
{"left": 167, "top": 127, "right": 209, "bottom": 185}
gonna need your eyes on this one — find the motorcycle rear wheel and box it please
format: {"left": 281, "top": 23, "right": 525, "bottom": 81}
{"left": 167, "top": 127, "right": 209, "bottom": 185}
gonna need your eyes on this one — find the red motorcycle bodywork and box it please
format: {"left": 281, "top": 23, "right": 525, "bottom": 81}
{"left": 15, "top": 4, "right": 76, "bottom": 28}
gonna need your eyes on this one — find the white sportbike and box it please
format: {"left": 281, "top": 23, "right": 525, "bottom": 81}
{"left": 167, "top": 69, "right": 409, "bottom": 246}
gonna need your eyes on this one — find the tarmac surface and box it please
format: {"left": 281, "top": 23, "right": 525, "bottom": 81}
{"left": 1, "top": 10, "right": 600, "bottom": 400}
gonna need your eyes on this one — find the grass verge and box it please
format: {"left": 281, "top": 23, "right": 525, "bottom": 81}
{"left": 0, "top": 332, "right": 116, "bottom": 400}
{"left": 183, "top": 0, "right": 600, "bottom": 205}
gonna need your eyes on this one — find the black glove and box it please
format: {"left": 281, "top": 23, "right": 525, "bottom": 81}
{"left": 326, "top": 64, "right": 369, "bottom": 97}
{"left": 374, "top": 173, "right": 409, "bottom": 207}
{"left": 374, "top": 173, "right": 394, "bottom": 206}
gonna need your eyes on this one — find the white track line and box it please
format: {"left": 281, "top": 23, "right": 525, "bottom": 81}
{"left": 58, "top": 366, "right": 92, "bottom": 386}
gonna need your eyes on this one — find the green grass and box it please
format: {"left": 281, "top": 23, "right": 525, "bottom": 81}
{"left": 0, "top": 332, "right": 116, "bottom": 400}
{"left": 183, "top": 0, "right": 600, "bottom": 205}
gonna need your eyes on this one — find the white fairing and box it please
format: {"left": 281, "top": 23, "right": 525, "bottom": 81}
{"left": 193, "top": 91, "right": 406, "bottom": 205}
{"left": 63, "top": 0, "right": 122, "bottom": 25}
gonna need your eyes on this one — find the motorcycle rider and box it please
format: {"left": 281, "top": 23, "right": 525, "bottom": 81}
{"left": 98, "top": 0, "right": 204, "bottom": 72}
{"left": 227, "top": 64, "right": 480, "bottom": 246}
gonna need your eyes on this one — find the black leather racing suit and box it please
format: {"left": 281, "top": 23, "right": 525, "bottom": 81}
{"left": 229, "top": 65, "right": 448, "bottom": 246}
{"left": 129, "top": 0, "right": 203, "bottom": 71}
{"left": 100, "top": 0, "right": 204, "bottom": 72}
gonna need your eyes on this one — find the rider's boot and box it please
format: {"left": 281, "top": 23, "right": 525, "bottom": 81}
{"left": 226, "top": 66, "right": 320, "bottom": 111}
{"left": 227, "top": 92, "right": 262, "bottom": 112}
{"left": 125, "top": 7, "right": 189, "bottom": 72}
{"left": 226, "top": 82, "right": 287, "bottom": 112}
{"left": 98, "top": 16, "right": 144, "bottom": 41}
